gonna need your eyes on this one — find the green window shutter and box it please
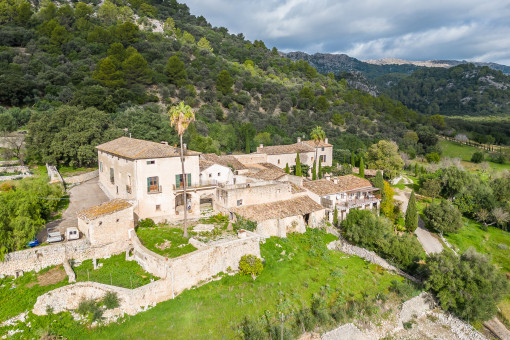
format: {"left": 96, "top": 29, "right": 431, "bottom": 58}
{"left": 187, "top": 173, "right": 191, "bottom": 186}
{"left": 147, "top": 177, "right": 150, "bottom": 192}
{"left": 175, "top": 174, "right": 180, "bottom": 188}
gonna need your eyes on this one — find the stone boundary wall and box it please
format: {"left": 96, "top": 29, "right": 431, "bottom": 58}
{"left": 328, "top": 239, "right": 419, "bottom": 283}
{"left": 0, "top": 174, "right": 32, "bottom": 182}
{"left": 46, "top": 163, "right": 64, "bottom": 185}
{"left": 129, "top": 230, "right": 262, "bottom": 296}
{"left": 0, "top": 240, "right": 128, "bottom": 276}
{"left": 0, "top": 166, "right": 28, "bottom": 173}
{"left": 33, "top": 279, "right": 172, "bottom": 316}
{"left": 64, "top": 170, "right": 99, "bottom": 185}
{"left": 32, "top": 230, "right": 261, "bottom": 317}
{"left": 0, "top": 160, "right": 20, "bottom": 166}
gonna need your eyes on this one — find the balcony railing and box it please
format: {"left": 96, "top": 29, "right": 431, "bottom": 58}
{"left": 337, "top": 197, "right": 380, "bottom": 210}
{"left": 173, "top": 182, "right": 216, "bottom": 190}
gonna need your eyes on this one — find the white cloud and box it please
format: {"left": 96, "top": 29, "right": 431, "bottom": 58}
{"left": 179, "top": 0, "right": 510, "bottom": 64}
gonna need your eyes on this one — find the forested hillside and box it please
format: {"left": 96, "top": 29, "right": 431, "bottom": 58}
{"left": 386, "top": 64, "right": 510, "bottom": 116}
{"left": 0, "top": 0, "right": 440, "bottom": 167}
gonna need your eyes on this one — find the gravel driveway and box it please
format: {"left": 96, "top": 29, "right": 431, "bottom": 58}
{"left": 39, "top": 178, "right": 109, "bottom": 241}
{"left": 393, "top": 187, "right": 443, "bottom": 255}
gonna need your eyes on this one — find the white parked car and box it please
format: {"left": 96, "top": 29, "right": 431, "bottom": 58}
{"left": 66, "top": 227, "right": 80, "bottom": 241}
{"left": 47, "top": 228, "right": 63, "bottom": 243}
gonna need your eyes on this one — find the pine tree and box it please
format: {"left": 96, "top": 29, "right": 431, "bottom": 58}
{"left": 165, "top": 55, "right": 187, "bottom": 87}
{"left": 285, "top": 163, "right": 290, "bottom": 174}
{"left": 351, "top": 152, "right": 355, "bottom": 167}
{"left": 92, "top": 57, "right": 125, "bottom": 88}
{"left": 333, "top": 207, "right": 339, "bottom": 227}
{"left": 318, "top": 159, "right": 322, "bottom": 179}
{"left": 359, "top": 157, "right": 365, "bottom": 178}
{"left": 216, "top": 70, "right": 233, "bottom": 95}
{"left": 414, "top": 163, "right": 418, "bottom": 177}
{"left": 312, "top": 161, "right": 317, "bottom": 180}
{"left": 295, "top": 153, "right": 302, "bottom": 176}
{"left": 405, "top": 191, "right": 418, "bottom": 233}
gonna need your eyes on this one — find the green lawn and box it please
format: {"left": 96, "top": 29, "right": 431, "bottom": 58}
{"left": 445, "top": 218, "right": 510, "bottom": 274}
{"left": 136, "top": 225, "right": 197, "bottom": 258}
{"left": 0, "top": 266, "right": 68, "bottom": 323}
{"left": 73, "top": 254, "right": 157, "bottom": 289}
{"left": 57, "top": 166, "right": 97, "bottom": 177}
{"left": 445, "top": 218, "right": 510, "bottom": 325}
{"left": 1, "top": 230, "right": 418, "bottom": 339}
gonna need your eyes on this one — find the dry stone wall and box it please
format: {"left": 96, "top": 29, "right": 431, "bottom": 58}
{"left": 33, "top": 230, "right": 261, "bottom": 317}
{"left": 0, "top": 239, "right": 127, "bottom": 276}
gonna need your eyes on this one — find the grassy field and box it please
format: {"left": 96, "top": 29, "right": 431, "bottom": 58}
{"left": 136, "top": 225, "right": 197, "bottom": 258}
{"left": 439, "top": 140, "right": 510, "bottom": 172}
{"left": 1, "top": 230, "right": 418, "bottom": 339}
{"left": 0, "top": 266, "right": 68, "bottom": 323}
{"left": 73, "top": 254, "right": 157, "bottom": 289}
{"left": 57, "top": 166, "right": 97, "bottom": 177}
{"left": 445, "top": 218, "right": 510, "bottom": 324}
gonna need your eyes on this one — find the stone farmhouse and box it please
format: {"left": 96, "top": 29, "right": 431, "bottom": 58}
{"left": 255, "top": 137, "right": 333, "bottom": 173}
{"left": 96, "top": 136, "right": 377, "bottom": 235}
{"left": 303, "top": 175, "right": 380, "bottom": 222}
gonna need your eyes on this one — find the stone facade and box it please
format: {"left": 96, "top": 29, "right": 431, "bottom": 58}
{"left": 256, "top": 210, "right": 326, "bottom": 238}
{"left": 215, "top": 181, "right": 294, "bottom": 213}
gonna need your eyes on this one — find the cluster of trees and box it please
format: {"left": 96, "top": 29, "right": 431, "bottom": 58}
{"left": 0, "top": 177, "right": 64, "bottom": 260}
{"left": 341, "top": 209, "right": 423, "bottom": 272}
{"left": 418, "top": 166, "right": 510, "bottom": 231}
{"left": 0, "top": 0, "right": 446, "bottom": 168}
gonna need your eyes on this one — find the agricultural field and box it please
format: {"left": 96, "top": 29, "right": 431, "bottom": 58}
{"left": 439, "top": 140, "right": 510, "bottom": 172}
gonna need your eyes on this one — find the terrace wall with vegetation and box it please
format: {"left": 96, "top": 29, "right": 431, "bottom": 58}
{"left": 63, "top": 169, "right": 99, "bottom": 185}
{"left": 129, "top": 229, "right": 262, "bottom": 295}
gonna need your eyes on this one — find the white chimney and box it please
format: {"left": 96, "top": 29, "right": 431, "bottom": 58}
{"left": 297, "top": 137, "right": 301, "bottom": 143}
{"left": 324, "top": 138, "right": 328, "bottom": 144}
{"left": 259, "top": 143, "right": 263, "bottom": 149}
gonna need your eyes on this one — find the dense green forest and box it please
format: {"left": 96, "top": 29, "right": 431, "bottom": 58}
{"left": 386, "top": 63, "right": 510, "bottom": 117}
{"left": 0, "top": 0, "right": 443, "bottom": 167}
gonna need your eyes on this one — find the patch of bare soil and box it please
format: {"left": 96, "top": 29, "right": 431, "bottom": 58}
{"left": 26, "top": 265, "right": 67, "bottom": 287}
{"left": 155, "top": 240, "right": 172, "bottom": 250}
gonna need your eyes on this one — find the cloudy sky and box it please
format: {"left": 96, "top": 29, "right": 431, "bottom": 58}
{"left": 179, "top": 0, "right": 510, "bottom": 65}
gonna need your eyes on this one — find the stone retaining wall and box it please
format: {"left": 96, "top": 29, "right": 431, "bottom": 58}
{"left": 0, "top": 160, "right": 20, "bottom": 166}
{"left": 0, "top": 239, "right": 128, "bottom": 276}
{"left": 46, "top": 163, "right": 64, "bottom": 185}
{"left": 32, "top": 230, "right": 261, "bottom": 317}
{"left": 64, "top": 170, "right": 99, "bottom": 185}
{"left": 33, "top": 279, "right": 172, "bottom": 316}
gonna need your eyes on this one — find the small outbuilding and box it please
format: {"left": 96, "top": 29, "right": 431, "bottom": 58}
{"left": 231, "top": 196, "right": 325, "bottom": 238}
{"left": 77, "top": 199, "right": 134, "bottom": 246}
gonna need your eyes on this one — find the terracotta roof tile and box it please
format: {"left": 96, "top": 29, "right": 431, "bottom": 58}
{"left": 96, "top": 137, "right": 199, "bottom": 159}
{"left": 303, "top": 175, "right": 374, "bottom": 196}
{"left": 200, "top": 153, "right": 246, "bottom": 170}
{"left": 77, "top": 199, "right": 132, "bottom": 220}
{"left": 232, "top": 196, "right": 324, "bottom": 222}
{"left": 243, "top": 168, "right": 287, "bottom": 181}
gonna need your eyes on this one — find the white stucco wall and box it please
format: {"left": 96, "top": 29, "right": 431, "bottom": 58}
{"left": 200, "top": 164, "right": 234, "bottom": 185}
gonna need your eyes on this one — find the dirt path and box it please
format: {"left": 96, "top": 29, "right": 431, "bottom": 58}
{"left": 393, "top": 187, "right": 443, "bottom": 255}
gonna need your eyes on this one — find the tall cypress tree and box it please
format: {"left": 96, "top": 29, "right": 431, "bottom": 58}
{"left": 318, "top": 159, "right": 322, "bottom": 179}
{"left": 405, "top": 191, "right": 418, "bottom": 233}
{"left": 333, "top": 206, "right": 339, "bottom": 227}
{"left": 312, "top": 161, "right": 317, "bottom": 180}
{"left": 285, "top": 163, "right": 290, "bottom": 174}
{"left": 295, "top": 153, "right": 302, "bottom": 176}
{"left": 351, "top": 152, "right": 355, "bottom": 167}
{"left": 359, "top": 157, "right": 365, "bottom": 178}
{"left": 373, "top": 170, "right": 384, "bottom": 195}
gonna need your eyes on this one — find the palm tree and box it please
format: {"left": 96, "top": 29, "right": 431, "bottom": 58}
{"left": 169, "top": 101, "right": 195, "bottom": 238}
{"left": 310, "top": 126, "right": 325, "bottom": 179}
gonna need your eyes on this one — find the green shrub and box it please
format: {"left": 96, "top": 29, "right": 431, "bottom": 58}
{"left": 138, "top": 218, "right": 157, "bottom": 229}
{"left": 239, "top": 255, "right": 263, "bottom": 279}
{"left": 77, "top": 298, "right": 103, "bottom": 321}
{"left": 425, "top": 152, "right": 440, "bottom": 163}
{"left": 103, "top": 291, "right": 120, "bottom": 310}
{"left": 471, "top": 151, "right": 484, "bottom": 163}
{"left": 234, "top": 214, "right": 257, "bottom": 232}
{"left": 240, "top": 317, "right": 266, "bottom": 340}
{"left": 423, "top": 200, "right": 463, "bottom": 234}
